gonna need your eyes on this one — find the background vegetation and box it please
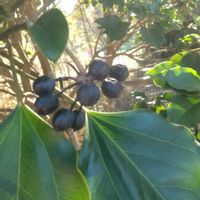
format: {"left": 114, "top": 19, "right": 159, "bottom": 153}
{"left": 1, "top": 0, "right": 200, "bottom": 199}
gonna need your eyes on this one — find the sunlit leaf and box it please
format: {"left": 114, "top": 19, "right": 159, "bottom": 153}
{"left": 146, "top": 61, "right": 180, "bottom": 87}
{"left": 166, "top": 67, "right": 200, "bottom": 92}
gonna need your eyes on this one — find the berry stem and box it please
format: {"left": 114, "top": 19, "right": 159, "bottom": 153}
{"left": 6, "top": 39, "right": 23, "bottom": 104}
{"left": 58, "top": 83, "right": 77, "bottom": 96}
{"left": 65, "top": 47, "right": 86, "bottom": 75}
{"left": 78, "top": 104, "right": 83, "bottom": 111}
{"left": 64, "top": 130, "right": 81, "bottom": 151}
{"left": 67, "top": 62, "right": 80, "bottom": 75}
{"left": 55, "top": 76, "right": 77, "bottom": 82}
{"left": 70, "top": 97, "right": 77, "bottom": 110}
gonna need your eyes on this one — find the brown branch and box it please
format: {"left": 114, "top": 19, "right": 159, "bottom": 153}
{"left": 65, "top": 47, "right": 86, "bottom": 75}
{"left": 0, "top": 23, "right": 27, "bottom": 41}
{"left": 0, "top": 61, "right": 35, "bottom": 80}
{"left": 79, "top": 5, "right": 93, "bottom": 57}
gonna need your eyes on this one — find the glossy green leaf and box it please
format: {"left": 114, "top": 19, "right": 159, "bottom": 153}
{"left": 146, "top": 61, "right": 179, "bottom": 76}
{"left": 170, "top": 51, "right": 200, "bottom": 73}
{"left": 95, "top": 15, "right": 130, "bottom": 41}
{"left": 166, "top": 67, "right": 200, "bottom": 92}
{"left": 170, "top": 51, "right": 188, "bottom": 64}
{"left": 140, "top": 24, "right": 166, "bottom": 48}
{"left": 28, "top": 9, "right": 68, "bottom": 62}
{"left": 80, "top": 110, "right": 200, "bottom": 200}
{"left": 0, "top": 105, "right": 89, "bottom": 200}
{"left": 146, "top": 61, "right": 180, "bottom": 87}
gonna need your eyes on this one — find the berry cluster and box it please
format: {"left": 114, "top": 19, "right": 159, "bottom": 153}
{"left": 32, "top": 59, "right": 129, "bottom": 132}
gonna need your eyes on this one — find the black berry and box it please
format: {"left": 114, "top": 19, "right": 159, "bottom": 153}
{"left": 72, "top": 110, "right": 86, "bottom": 131}
{"left": 102, "top": 78, "right": 123, "bottom": 98}
{"left": 77, "top": 82, "right": 100, "bottom": 106}
{"left": 52, "top": 108, "right": 75, "bottom": 131}
{"left": 88, "top": 59, "right": 109, "bottom": 81}
{"left": 34, "top": 93, "right": 59, "bottom": 115}
{"left": 33, "top": 75, "right": 55, "bottom": 96}
{"left": 109, "top": 64, "right": 129, "bottom": 81}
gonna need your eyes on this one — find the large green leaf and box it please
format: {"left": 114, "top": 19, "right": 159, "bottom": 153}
{"left": 0, "top": 105, "right": 89, "bottom": 200}
{"left": 28, "top": 9, "right": 68, "bottom": 62}
{"left": 80, "top": 110, "right": 200, "bottom": 200}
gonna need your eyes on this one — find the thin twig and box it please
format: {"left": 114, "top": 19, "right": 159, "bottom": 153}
{"left": 6, "top": 39, "right": 23, "bottom": 103}
{"left": 55, "top": 76, "right": 77, "bottom": 82}
{"left": 0, "top": 23, "right": 27, "bottom": 41}
{"left": 65, "top": 47, "right": 85, "bottom": 75}
{"left": 67, "top": 62, "right": 80, "bottom": 74}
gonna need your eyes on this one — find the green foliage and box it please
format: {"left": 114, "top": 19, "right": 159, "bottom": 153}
{"left": 140, "top": 23, "right": 166, "bottom": 48}
{"left": 2, "top": 1, "right": 200, "bottom": 199}
{"left": 0, "top": 5, "right": 9, "bottom": 19}
{"left": 80, "top": 110, "right": 200, "bottom": 199}
{"left": 95, "top": 15, "right": 130, "bottom": 41}
{"left": 165, "top": 67, "right": 200, "bottom": 92}
{"left": 28, "top": 9, "right": 68, "bottom": 62}
{"left": 177, "top": 34, "right": 200, "bottom": 50}
{"left": 99, "top": 0, "right": 124, "bottom": 8}
{"left": 146, "top": 61, "right": 180, "bottom": 87}
{"left": 166, "top": 94, "right": 200, "bottom": 127}
{"left": 0, "top": 105, "right": 89, "bottom": 200}
{"left": 147, "top": 60, "right": 200, "bottom": 92}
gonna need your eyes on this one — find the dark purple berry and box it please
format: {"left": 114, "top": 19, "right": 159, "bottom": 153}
{"left": 102, "top": 78, "right": 123, "bottom": 98}
{"left": 72, "top": 110, "right": 86, "bottom": 131}
{"left": 109, "top": 64, "right": 129, "bottom": 81}
{"left": 52, "top": 108, "right": 75, "bottom": 131}
{"left": 33, "top": 75, "right": 55, "bottom": 96}
{"left": 88, "top": 59, "right": 109, "bottom": 81}
{"left": 77, "top": 82, "right": 100, "bottom": 106}
{"left": 34, "top": 93, "right": 59, "bottom": 115}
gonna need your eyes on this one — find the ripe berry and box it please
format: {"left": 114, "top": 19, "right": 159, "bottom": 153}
{"left": 102, "top": 78, "right": 123, "bottom": 98}
{"left": 88, "top": 59, "right": 109, "bottom": 81}
{"left": 77, "top": 82, "right": 100, "bottom": 106}
{"left": 72, "top": 110, "right": 86, "bottom": 131}
{"left": 34, "top": 93, "right": 59, "bottom": 115}
{"left": 52, "top": 108, "right": 75, "bottom": 131}
{"left": 109, "top": 64, "right": 129, "bottom": 81}
{"left": 33, "top": 75, "right": 55, "bottom": 96}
